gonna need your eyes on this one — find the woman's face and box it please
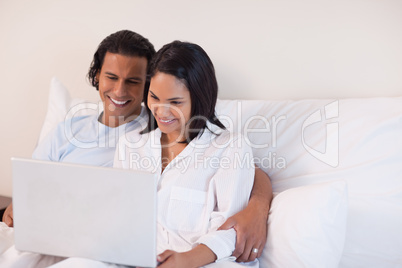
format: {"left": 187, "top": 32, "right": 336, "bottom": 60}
{"left": 148, "top": 72, "right": 191, "bottom": 140}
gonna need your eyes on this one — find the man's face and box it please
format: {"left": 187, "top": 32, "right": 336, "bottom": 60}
{"left": 97, "top": 52, "right": 148, "bottom": 127}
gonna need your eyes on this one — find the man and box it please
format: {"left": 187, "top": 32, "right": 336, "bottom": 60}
{"left": 2, "top": 30, "right": 272, "bottom": 263}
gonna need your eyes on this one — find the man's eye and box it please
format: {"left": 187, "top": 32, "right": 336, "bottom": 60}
{"left": 107, "top": 76, "right": 117, "bottom": 80}
{"left": 128, "top": 80, "right": 140, "bottom": 84}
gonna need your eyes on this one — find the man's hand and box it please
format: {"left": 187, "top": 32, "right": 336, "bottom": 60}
{"left": 219, "top": 167, "right": 272, "bottom": 262}
{"left": 2, "top": 203, "right": 13, "bottom": 227}
{"left": 218, "top": 202, "right": 268, "bottom": 262}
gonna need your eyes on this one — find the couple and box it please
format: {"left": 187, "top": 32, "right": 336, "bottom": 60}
{"left": 2, "top": 30, "right": 272, "bottom": 267}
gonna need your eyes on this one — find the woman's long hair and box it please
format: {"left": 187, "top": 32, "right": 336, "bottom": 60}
{"left": 143, "top": 41, "right": 225, "bottom": 142}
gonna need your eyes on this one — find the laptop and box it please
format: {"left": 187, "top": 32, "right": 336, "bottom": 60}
{"left": 11, "top": 157, "right": 158, "bottom": 267}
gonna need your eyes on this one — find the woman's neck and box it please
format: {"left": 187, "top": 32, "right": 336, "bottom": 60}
{"left": 160, "top": 133, "right": 188, "bottom": 172}
{"left": 161, "top": 131, "right": 187, "bottom": 145}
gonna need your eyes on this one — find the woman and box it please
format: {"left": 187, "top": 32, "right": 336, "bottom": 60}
{"left": 115, "top": 41, "right": 258, "bottom": 268}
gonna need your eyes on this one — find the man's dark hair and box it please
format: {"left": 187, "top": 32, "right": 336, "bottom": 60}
{"left": 87, "top": 30, "right": 155, "bottom": 91}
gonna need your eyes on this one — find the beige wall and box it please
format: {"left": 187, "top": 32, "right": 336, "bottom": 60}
{"left": 1, "top": 0, "right": 401, "bottom": 196}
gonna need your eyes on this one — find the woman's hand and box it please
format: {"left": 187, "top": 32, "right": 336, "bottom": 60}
{"left": 2, "top": 203, "right": 13, "bottom": 227}
{"left": 157, "top": 244, "right": 216, "bottom": 268}
{"left": 157, "top": 250, "right": 190, "bottom": 268}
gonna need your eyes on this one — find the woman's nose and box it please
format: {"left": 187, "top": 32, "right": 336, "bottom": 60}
{"left": 155, "top": 104, "right": 171, "bottom": 117}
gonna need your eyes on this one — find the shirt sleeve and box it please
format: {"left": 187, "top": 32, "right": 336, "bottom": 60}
{"left": 196, "top": 134, "right": 255, "bottom": 261}
{"left": 32, "top": 123, "right": 63, "bottom": 161}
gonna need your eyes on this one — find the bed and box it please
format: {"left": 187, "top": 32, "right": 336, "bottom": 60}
{"left": 1, "top": 77, "right": 401, "bottom": 267}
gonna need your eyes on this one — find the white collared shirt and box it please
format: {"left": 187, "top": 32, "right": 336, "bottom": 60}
{"left": 114, "top": 125, "right": 255, "bottom": 261}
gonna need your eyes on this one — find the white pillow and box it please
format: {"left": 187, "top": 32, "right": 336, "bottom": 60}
{"left": 216, "top": 97, "right": 402, "bottom": 194}
{"left": 259, "top": 181, "right": 348, "bottom": 268}
{"left": 216, "top": 97, "right": 402, "bottom": 267}
{"left": 339, "top": 192, "right": 402, "bottom": 267}
{"left": 38, "top": 77, "right": 100, "bottom": 144}
{"left": 38, "top": 77, "right": 72, "bottom": 143}
{"left": 0, "top": 223, "right": 14, "bottom": 255}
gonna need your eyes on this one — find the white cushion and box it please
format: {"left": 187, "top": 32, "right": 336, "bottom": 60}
{"left": 339, "top": 192, "right": 402, "bottom": 267}
{"left": 38, "top": 77, "right": 100, "bottom": 144}
{"left": 216, "top": 98, "right": 402, "bottom": 193}
{"left": 259, "top": 181, "right": 348, "bottom": 268}
{"left": 216, "top": 97, "right": 402, "bottom": 267}
{"left": 38, "top": 77, "right": 72, "bottom": 143}
{"left": 0, "top": 223, "right": 14, "bottom": 255}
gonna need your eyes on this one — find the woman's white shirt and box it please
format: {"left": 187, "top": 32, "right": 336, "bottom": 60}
{"left": 114, "top": 124, "right": 255, "bottom": 261}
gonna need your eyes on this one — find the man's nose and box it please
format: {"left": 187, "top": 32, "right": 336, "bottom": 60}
{"left": 113, "top": 80, "right": 127, "bottom": 96}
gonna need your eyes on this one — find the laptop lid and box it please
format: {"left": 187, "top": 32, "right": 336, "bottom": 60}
{"left": 12, "top": 157, "right": 157, "bottom": 267}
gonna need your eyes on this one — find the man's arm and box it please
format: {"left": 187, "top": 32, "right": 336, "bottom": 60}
{"left": 2, "top": 203, "right": 13, "bottom": 227}
{"left": 218, "top": 167, "right": 273, "bottom": 262}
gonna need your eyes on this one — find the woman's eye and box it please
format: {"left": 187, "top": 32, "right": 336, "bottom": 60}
{"left": 150, "top": 95, "right": 158, "bottom": 100}
{"left": 171, "top": 101, "right": 182, "bottom": 105}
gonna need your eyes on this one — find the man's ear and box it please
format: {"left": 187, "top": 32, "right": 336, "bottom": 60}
{"left": 94, "top": 71, "right": 100, "bottom": 91}
{"left": 95, "top": 71, "right": 100, "bottom": 84}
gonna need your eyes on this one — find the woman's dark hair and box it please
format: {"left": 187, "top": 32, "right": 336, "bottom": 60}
{"left": 87, "top": 30, "right": 155, "bottom": 92}
{"left": 143, "top": 40, "right": 225, "bottom": 142}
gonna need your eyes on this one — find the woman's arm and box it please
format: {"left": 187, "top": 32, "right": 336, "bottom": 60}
{"left": 157, "top": 244, "right": 216, "bottom": 268}
{"left": 219, "top": 167, "right": 273, "bottom": 262}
